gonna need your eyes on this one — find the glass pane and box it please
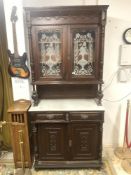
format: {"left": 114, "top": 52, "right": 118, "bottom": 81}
{"left": 39, "top": 30, "right": 62, "bottom": 77}
{"left": 72, "top": 31, "right": 94, "bottom": 76}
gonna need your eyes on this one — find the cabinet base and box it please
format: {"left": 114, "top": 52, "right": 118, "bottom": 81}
{"left": 34, "top": 160, "right": 102, "bottom": 169}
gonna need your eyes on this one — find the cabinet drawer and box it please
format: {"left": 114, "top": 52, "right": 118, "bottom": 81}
{"left": 31, "top": 113, "right": 67, "bottom": 121}
{"left": 69, "top": 112, "right": 104, "bottom": 122}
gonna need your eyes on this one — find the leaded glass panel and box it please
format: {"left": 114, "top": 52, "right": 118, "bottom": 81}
{"left": 72, "top": 31, "right": 95, "bottom": 76}
{"left": 39, "top": 30, "right": 62, "bottom": 77}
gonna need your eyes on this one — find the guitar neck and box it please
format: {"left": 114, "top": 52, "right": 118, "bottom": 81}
{"left": 12, "top": 22, "right": 19, "bottom": 57}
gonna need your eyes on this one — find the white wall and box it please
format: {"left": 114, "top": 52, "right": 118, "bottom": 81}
{"left": 4, "top": 0, "right": 31, "bottom": 100}
{"left": 3, "top": 0, "right": 131, "bottom": 147}
{"left": 101, "top": 0, "right": 131, "bottom": 146}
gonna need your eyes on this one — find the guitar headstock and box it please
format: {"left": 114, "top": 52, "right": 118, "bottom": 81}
{"left": 10, "top": 6, "right": 18, "bottom": 23}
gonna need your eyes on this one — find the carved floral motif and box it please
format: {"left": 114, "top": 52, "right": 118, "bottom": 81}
{"left": 49, "top": 133, "right": 57, "bottom": 152}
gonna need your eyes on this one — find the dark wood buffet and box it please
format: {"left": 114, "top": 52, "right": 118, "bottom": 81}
{"left": 9, "top": 5, "right": 108, "bottom": 169}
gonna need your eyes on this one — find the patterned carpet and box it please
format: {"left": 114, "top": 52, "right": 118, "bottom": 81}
{"left": 0, "top": 160, "right": 113, "bottom": 175}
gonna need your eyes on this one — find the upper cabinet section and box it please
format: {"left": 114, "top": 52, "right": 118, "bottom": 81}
{"left": 25, "top": 6, "right": 108, "bottom": 84}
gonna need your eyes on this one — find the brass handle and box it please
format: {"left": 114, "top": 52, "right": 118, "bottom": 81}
{"left": 66, "top": 113, "right": 69, "bottom": 121}
{"left": 37, "top": 114, "right": 54, "bottom": 119}
{"left": 81, "top": 114, "right": 89, "bottom": 119}
{"left": 69, "top": 139, "right": 72, "bottom": 147}
{"left": 46, "top": 115, "right": 55, "bottom": 120}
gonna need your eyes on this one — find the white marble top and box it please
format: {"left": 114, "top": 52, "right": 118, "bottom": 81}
{"left": 29, "top": 99, "right": 105, "bottom": 112}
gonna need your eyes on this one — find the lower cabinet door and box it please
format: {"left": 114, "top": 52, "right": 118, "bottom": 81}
{"left": 36, "top": 123, "right": 68, "bottom": 161}
{"left": 70, "top": 123, "right": 101, "bottom": 160}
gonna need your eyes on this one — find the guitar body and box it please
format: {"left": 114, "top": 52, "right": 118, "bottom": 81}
{"left": 8, "top": 50, "right": 30, "bottom": 78}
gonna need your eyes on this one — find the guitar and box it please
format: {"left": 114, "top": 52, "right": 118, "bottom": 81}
{"left": 8, "top": 6, "right": 30, "bottom": 78}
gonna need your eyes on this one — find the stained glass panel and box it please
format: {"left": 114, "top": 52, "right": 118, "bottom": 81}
{"left": 72, "top": 31, "right": 95, "bottom": 76}
{"left": 39, "top": 31, "right": 62, "bottom": 77}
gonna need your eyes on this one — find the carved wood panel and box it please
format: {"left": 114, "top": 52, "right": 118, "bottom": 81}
{"left": 71, "top": 123, "right": 99, "bottom": 160}
{"left": 31, "top": 16, "right": 99, "bottom": 25}
{"left": 36, "top": 123, "right": 68, "bottom": 161}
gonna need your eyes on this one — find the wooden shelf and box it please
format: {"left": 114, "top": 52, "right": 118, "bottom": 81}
{"left": 32, "top": 80, "right": 103, "bottom": 85}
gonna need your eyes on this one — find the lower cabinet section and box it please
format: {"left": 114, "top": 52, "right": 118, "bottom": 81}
{"left": 29, "top": 111, "right": 104, "bottom": 169}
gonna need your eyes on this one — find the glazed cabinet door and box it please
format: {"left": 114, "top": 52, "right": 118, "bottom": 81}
{"left": 31, "top": 26, "right": 67, "bottom": 81}
{"left": 71, "top": 123, "right": 100, "bottom": 160}
{"left": 68, "top": 25, "right": 100, "bottom": 81}
{"left": 34, "top": 123, "right": 68, "bottom": 161}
